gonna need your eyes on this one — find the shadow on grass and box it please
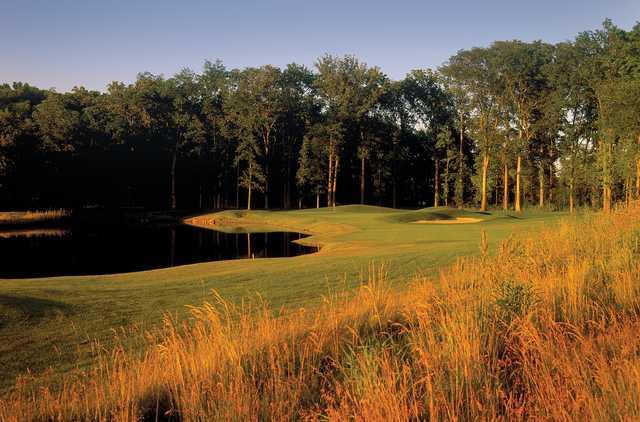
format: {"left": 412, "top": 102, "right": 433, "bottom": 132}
{"left": 0, "top": 295, "right": 75, "bottom": 329}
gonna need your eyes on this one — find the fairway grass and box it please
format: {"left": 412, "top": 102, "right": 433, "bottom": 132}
{"left": 0, "top": 205, "right": 563, "bottom": 391}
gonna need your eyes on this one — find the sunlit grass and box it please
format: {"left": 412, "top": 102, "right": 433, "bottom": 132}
{"left": 1, "top": 204, "right": 638, "bottom": 420}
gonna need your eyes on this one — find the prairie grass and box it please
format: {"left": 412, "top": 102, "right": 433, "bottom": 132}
{"left": 0, "top": 209, "right": 70, "bottom": 226}
{"left": 1, "top": 204, "right": 639, "bottom": 421}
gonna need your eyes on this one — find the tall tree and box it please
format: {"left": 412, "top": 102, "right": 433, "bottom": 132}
{"left": 297, "top": 131, "right": 326, "bottom": 208}
{"left": 198, "top": 59, "right": 230, "bottom": 209}
{"left": 314, "top": 55, "right": 386, "bottom": 206}
{"left": 547, "top": 41, "right": 598, "bottom": 212}
{"left": 493, "top": 40, "right": 554, "bottom": 212}
{"left": 225, "top": 66, "right": 285, "bottom": 209}
{"left": 169, "top": 69, "right": 206, "bottom": 209}
{"left": 399, "top": 69, "right": 454, "bottom": 207}
{"left": 235, "top": 134, "right": 266, "bottom": 210}
{"left": 280, "top": 64, "right": 317, "bottom": 208}
{"left": 441, "top": 47, "right": 502, "bottom": 211}
{"left": 0, "top": 83, "right": 46, "bottom": 206}
{"left": 435, "top": 127, "right": 456, "bottom": 207}
{"left": 439, "top": 66, "right": 471, "bottom": 208}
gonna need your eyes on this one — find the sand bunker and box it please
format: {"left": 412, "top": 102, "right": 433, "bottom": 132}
{"left": 413, "top": 217, "right": 482, "bottom": 224}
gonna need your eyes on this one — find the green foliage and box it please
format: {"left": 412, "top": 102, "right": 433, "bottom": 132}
{"left": 235, "top": 136, "right": 266, "bottom": 194}
{"left": 314, "top": 55, "right": 387, "bottom": 122}
{"left": 1, "top": 21, "right": 639, "bottom": 212}
{"left": 33, "top": 93, "right": 80, "bottom": 152}
{"left": 296, "top": 135, "right": 325, "bottom": 198}
{"left": 494, "top": 279, "right": 537, "bottom": 322}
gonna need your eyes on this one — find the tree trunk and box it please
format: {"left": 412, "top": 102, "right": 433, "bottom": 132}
{"left": 170, "top": 146, "right": 178, "bottom": 210}
{"left": 212, "top": 123, "right": 218, "bottom": 209}
{"left": 392, "top": 179, "right": 397, "bottom": 209}
{"left": 569, "top": 176, "right": 575, "bottom": 213}
{"left": 392, "top": 137, "right": 398, "bottom": 209}
{"left": 360, "top": 154, "right": 365, "bottom": 204}
{"left": 332, "top": 156, "right": 339, "bottom": 207}
{"left": 603, "top": 182, "right": 611, "bottom": 213}
{"left": 480, "top": 153, "right": 489, "bottom": 211}
{"left": 283, "top": 183, "right": 287, "bottom": 209}
{"left": 434, "top": 160, "right": 440, "bottom": 208}
{"left": 444, "top": 157, "right": 450, "bottom": 207}
{"left": 603, "top": 139, "right": 612, "bottom": 213}
{"left": 539, "top": 164, "right": 544, "bottom": 208}
{"left": 263, "top": 129, "right": 271, "bottom": 210}
{"left": 503, "top": 162, "right": 509, "bottom": 211}
{"left": 377, "top": 167, "right": 382, "bottom": 206}
{"left": 247, "top": 162, "right": 253, "bottom": 210}
{"left": 235, "top": 164, "right": 240, "bottom": 209}
{"left": 286, "top": 135, "right": 292, "bottom": 209}
{"left": 264, "top": 165, "right": 269, "bottom": 209}
{"left": 515, "top": 155, "right": 522, "bottom": 212}
{"left": 548, "top": 163, "right": 553, "bottom": 207}
{"left": 316, "top": 189, "right": 320, "bottom": 209}
{"left": 327, "top": 142, "right": 334, "bottom": 207}
{"left": 457, "top": 114, "right": 464, "bottom": 209}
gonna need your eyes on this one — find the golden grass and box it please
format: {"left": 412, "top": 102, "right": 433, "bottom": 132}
{"left": 1, "top": 204, "right": 639, "bottom": 421}
{"left": 0, "top": 209, "right": 70, "bottom": 225}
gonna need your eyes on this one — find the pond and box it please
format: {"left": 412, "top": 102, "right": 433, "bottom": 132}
{"left": 0, "top": 224, "right": 316, "bottom": 278}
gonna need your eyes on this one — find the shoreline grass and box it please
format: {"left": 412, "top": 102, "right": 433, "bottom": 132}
{"left": 0, "top": 205, "right": 638, "bottom": 420}
{"left": 0, "top": 209, "right": 71, "bottom": 227}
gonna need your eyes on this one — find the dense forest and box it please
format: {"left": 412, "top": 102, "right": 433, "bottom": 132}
{"left": 1, "top": 20, "right": 639, "bottom": 212}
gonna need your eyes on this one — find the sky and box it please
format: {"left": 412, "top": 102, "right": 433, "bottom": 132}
{"left": 1, "top": 0, "right": 639, "bottom": 92}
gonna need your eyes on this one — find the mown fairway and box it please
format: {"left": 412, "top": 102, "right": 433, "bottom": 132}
{"left": 0, "top": 205, "right": 562, "bottom": 390}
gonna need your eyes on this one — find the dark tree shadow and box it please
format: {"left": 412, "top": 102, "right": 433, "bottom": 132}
{"left": 0, "top": 295, "right": 75, "bottom": 329}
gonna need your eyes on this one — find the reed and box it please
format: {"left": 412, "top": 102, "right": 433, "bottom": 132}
{"left": 1, "top": 204, "right": 639, "bottom": 421}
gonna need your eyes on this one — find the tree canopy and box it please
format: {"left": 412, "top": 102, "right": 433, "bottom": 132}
{"left": 1, "top": 20, "right": 639, "bottom": 212}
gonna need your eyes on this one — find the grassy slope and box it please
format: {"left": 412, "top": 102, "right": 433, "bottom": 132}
{"left": 0, "top": 205, "right": 562, "bottom": 390}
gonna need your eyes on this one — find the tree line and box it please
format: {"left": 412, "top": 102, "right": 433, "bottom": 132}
{"left": 1, "top": 20, "right": 639, "bottom": 212}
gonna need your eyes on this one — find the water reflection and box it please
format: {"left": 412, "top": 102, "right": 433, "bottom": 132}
{"left": 0, "top": 225, "right": 315, "bottom": 278}
{"left": 0, "top": 228, "right": 70, "bottom": 239}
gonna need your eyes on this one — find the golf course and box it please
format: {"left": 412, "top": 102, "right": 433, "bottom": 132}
{"left": 0, "top": 205, "right": 562, "bottom": 391}
{"left": 3, "top": 3, "right": 640, "bottom": 417}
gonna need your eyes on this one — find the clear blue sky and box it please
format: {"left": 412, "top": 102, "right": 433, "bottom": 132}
{"left": 1, "top": 0, "right": 638, "bottom": 92}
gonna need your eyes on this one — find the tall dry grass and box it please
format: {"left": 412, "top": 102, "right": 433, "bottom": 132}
{"left": 1, "top": 205, "right": 640, "bottom": 421}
